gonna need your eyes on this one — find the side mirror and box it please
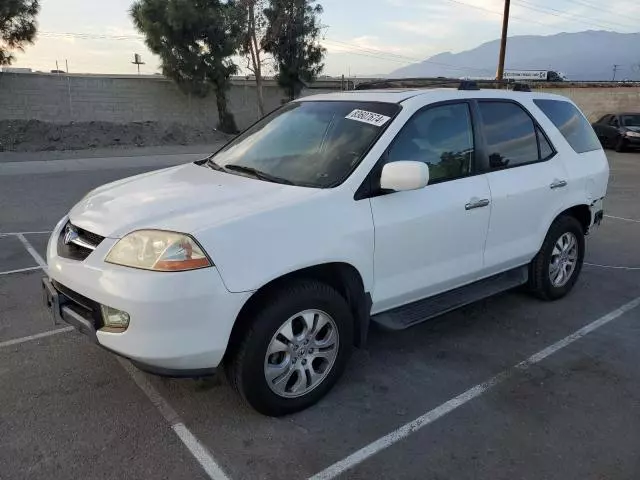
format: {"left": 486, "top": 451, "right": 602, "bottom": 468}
{"left": 380, "top": 161, "right": 429, "bottom": 192}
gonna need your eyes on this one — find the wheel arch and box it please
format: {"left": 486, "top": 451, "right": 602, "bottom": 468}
{"left": 561, "top": 204, "right": 591, "bottom": 234}
{"left": 224, "top": 262, "right": 371, "bottom": 364}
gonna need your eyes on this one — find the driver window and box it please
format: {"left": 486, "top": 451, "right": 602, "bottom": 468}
{"left": 386, "top": 103, "right": 474, "bottom": 183}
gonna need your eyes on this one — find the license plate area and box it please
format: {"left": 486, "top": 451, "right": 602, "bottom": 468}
{"left": 42, "top": 278, "right": 66, "bottom": 326}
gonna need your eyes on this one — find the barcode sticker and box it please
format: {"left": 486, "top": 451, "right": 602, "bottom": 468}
{"left": 345, "top": 109, "right": 391, "bottom": 127}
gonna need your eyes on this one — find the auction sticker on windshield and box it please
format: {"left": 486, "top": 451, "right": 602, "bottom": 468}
{"left": 345, "top": 109, "right": 391, "bottom": 127}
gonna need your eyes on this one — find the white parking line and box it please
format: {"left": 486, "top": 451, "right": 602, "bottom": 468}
{"left": 585, "top": 262, "right": 640, "bottom": 271}
{"left": 0, "top": 327, "right": 74, "bottom": 349}
{"left": 605, "top": 215, "right": 640, "bottom": 224}
{"left": 16, "top": 233, "right": 47, "bottom": 273}
{"left": 0, "top": 266, "right": 43, "bottom": 276}
{"left": 308, "top": 296, "right": 640, "bottom": 480}
{"left": 117, "top": 358, "right": 230, "bottom": 480}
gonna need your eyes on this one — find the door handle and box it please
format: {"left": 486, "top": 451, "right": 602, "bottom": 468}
{"left": 550, "top": 179, "right": 567, "bottom": 189}
{"left": 465, "top": 198, "right": 490, "bottom": 210}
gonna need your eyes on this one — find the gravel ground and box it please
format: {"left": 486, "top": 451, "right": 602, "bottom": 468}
{"left": 0, "top": 119, "right": 232, "bottom": 152}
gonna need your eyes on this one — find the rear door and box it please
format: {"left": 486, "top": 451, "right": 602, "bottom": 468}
{"left": 476, "top": 100, "right": 569, "bottom": 274}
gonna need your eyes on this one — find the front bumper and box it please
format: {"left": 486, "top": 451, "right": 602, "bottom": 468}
{"left": 623, "top": 135, "right": 640, "bottom": 147}
{"left": 44, "top": 217, "right": 253, "bottom": 374}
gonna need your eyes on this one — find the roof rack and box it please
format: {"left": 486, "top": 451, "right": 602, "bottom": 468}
{"left": 458, "top": 80, "right": 479, "bottom": 91}
{"left": 511, "top": 82, "right": 531, "bottom": 92}
{"left": 354, "top": 77, "right": 528, "bottom": 92}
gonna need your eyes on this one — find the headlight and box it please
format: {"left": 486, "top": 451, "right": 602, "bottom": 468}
{"left": 625, "top": 131, "right": 640, "bottom": 138}
{"left": 105, "top": 230, "right": 212, "bottom": 272}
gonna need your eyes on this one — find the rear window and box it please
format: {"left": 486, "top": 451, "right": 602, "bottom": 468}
{"left": 533, "top": 99, "right": 601, "bottom": 154}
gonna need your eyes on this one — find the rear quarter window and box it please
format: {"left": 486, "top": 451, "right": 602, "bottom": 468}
{"left": 533, "top": 99, "right": 601, "bottom": 154}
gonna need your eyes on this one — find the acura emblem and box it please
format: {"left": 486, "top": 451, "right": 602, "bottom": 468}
{"left": 63, "top": 225, "right": 79, "bottom": 245}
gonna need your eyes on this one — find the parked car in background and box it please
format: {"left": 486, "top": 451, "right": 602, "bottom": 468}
{"left": 592, "top": 113, "right": 640, "bottom": 151}
{"left": 43, "top": 87, "right": 608, "bottom": 416}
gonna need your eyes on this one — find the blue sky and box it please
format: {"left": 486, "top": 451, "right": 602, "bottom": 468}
{"left": 12, "top": 0, "right": 640, "bottom": 76}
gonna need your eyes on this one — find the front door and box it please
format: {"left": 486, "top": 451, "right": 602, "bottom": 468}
{"left": 369, "top": 102, "right": 492, "bottom": 314}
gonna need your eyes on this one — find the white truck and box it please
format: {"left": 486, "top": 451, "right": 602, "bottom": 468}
{"left": 504, "top": 70, "right": 566, "bottom": 82}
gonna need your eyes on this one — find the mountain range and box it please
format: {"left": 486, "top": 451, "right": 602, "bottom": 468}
{"left": 388, "top": 30, "right": 640, "bottom": 81}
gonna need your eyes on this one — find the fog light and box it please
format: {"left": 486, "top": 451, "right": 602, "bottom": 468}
{"left": 101, "top": 305, "right": 130, "bottom": 330}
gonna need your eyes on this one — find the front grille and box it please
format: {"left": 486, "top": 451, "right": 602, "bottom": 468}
{"left": 57, "top": 222, "right": 105, "bottom": 261}
{"left": 52, "top": 280, "right": 104, "bottom": 329}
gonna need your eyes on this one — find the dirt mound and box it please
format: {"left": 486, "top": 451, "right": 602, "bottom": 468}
{"left": 0, "top": 120, "right": 232, "bottom": 152}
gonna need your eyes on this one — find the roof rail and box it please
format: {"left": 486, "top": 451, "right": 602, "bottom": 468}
{"left": 353, "top": 77, "right": 533, "bottom": 92}
{"left": 511, "top": 82, "right": 531, "bottom": 92}
{"left": 458, "top": 80, "right": 480, "bottom": 91}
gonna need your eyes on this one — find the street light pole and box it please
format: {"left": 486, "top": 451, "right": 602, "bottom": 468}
{"left": 496, "top": 0, "right": 511, "bottom": 81}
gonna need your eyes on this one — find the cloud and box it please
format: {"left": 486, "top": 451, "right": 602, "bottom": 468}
{"left": 323, "top": 35, "right": 421, "bottom": 57}
{"left": 387, "top": 21, "right": 454, "bottom": 38}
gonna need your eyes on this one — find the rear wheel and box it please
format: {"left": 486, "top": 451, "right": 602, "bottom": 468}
{"left": 226, "top": 280, "right": 353, "bottom": 416}
{"left": 528, "top": 215, "right": 585, "bottom": 300}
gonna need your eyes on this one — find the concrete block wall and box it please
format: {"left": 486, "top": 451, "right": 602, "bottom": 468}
{"left": 539, "top": 87, "right": 640, "bottom": 121}
{"left": 3, "top": 73, "right": 640, "bottom": 129}
{"left": 0, "top": 73, "right": 289, "bottom": 130}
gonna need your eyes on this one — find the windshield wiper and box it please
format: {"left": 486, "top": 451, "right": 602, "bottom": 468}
{"left": 224, "top": 164, "right": 294, "bottom": 185}
{"left": 205, "top": 156, "right": 226, "bottom": 171}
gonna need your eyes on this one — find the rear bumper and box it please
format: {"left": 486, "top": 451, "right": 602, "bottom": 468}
{"left": 589, "top": 198, "right": 604, "bottom": 233}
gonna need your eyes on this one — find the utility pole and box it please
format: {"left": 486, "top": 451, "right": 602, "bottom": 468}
{"left": 132, "top": 53, "right": 145, "bottom": 75}
{"left": 612, "top": 64, "right": 620, "bottom": 81}
{"left": 496, "top": 0, "right": 511, "bottom": 82}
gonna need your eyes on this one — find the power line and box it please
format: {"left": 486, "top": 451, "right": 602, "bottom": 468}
{"left": 560, "top": 0, "right": 637, "bottom": 16}
{"left": 514, "top": 0, "right": 638, "bottom": 32}
{"left": 325, "top": 38, "right": 494, "bottom": 72}
{"left": 440, "top": 0, "right": 557, "bottom": 29}
{"left": 555, "top": 0, "right": 640, "bottom": 26}
{"left": 324, "top": 38, "right": 494, "bottom": 73}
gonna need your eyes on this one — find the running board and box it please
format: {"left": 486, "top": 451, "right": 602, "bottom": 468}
{"left": 371, "top": 266, "right": 529, "bottom": 330}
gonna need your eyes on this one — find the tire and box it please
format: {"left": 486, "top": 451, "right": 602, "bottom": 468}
{"left": 615, "top": 136, "right": 627, "bottom": 152}
{"left": 528, "top": 215, "right": 585, "bottom": 301}
{"left": 597, "top": 136, "right": 608, "bottom": 149}
{"left": 226, "top": 280, "right": 354, "bottom": 416}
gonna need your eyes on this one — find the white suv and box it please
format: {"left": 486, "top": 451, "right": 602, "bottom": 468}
{"left": 42, "top": 87, "right": 608, "bottom": 416}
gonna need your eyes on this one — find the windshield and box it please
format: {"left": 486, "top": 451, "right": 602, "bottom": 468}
{"left": 621, "top": 115, "right": 640, "bottom": 127}
{"left": 208, "top": 101, "right": 400, "bottom": 188}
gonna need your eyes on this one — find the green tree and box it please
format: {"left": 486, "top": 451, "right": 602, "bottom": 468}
{"left": 0, "top": 0, "right": 40, "bottom": 65}
{"left": 131, "top": 0, "right": 243, "bottom": 133}
{"left": 263, "top": 0, "right": 325, "bottom": 101}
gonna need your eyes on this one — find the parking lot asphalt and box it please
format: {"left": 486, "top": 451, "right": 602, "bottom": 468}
{"left": 1, "top": 151, "right": 639, "bottom": 480}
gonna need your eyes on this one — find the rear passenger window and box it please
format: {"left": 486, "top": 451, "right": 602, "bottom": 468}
{"left": 478, "top": 102, "right": 540, "bottom": 170}
{"left": 538, "top": 128, "right": 554, "bottom": 160}
{"left": 533, "top": 99, "right": 601, "bottom": 153}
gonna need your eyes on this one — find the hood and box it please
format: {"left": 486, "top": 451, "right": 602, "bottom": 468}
{"left": 69, "top": 163, "right": 319, "bottom": 238}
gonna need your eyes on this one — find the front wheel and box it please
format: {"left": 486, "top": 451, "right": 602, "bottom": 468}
{"left": 226, "top": 280, "right": 354, "bottom": 416}
{"left": 528, "top": 215, "right": 585, "bottom": 301}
